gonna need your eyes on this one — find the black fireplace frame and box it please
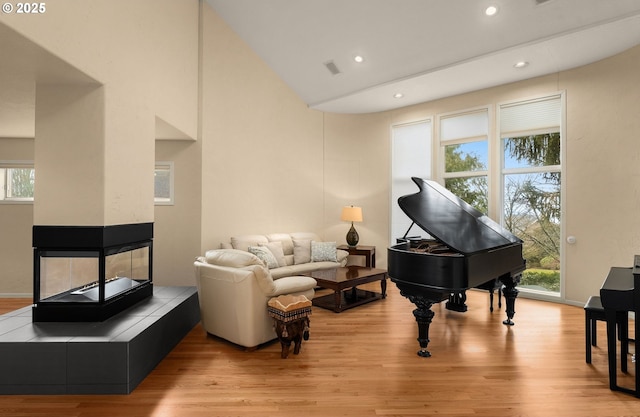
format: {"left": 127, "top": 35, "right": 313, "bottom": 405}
{"left": 32, "top": 223, "right": 154, "bottom": 322}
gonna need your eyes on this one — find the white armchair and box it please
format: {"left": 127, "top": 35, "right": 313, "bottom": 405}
{"left": 194, "top": 249, "right": 317, "bottom": 349}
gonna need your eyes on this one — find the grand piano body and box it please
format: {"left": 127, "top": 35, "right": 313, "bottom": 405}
{"left": 388, "top": 177, "right": 526, "bottom": 357}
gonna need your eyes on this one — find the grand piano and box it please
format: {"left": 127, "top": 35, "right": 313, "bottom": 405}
{"left": 388, "top": 177, "right": 526, "bottom": 357}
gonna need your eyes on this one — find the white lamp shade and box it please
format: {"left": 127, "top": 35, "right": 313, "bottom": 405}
{"left": 341, "top": 206, "right": 363, "bottom": 222}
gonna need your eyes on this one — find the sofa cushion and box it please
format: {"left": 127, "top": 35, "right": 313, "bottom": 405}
{"left": 259, "top": 241, "right": 287, "bottom": 267}
{"left": 266, "top": 233, "right": 294, "bottom": 255}
{"left": 248, "top": 246, "right": 279, "bottom": 269}
{"left": 293, "top": 239, "right": 312, "bottom": 264}
{"left": 231, "top": 234, "right": 269, "bottom": 252}
{"left": 225, "top": 233, "right": 346, "bottom": 268}
{"left": 311, "top": 241, "right": 337, "bottom": 262}
{"left": 271, "top": 275, "right": 317, "bottom": 296}
{"left": 205, "top": 249, "right": 264, "bottom": 268}
{"left": 336, "top": 249, "right": 349, "bottom": 264}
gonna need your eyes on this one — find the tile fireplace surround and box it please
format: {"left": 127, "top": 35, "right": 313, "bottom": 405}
{"left": 0, "top": 286, "right": 200, "bottom": 394}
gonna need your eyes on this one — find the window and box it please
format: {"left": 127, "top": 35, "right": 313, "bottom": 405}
{"left": 500, "top": 94, "right": 563, "bottom": 295}
{"left": 390, "top": 120, "right": 432, "bottom": 242}
{"left": 154, "top": 162, "right": 174, "bottom": 205}
{"left": 0, "top": 161, "right": 35, "bottom": 203}
{"left": 391, "top": 94, "right": 563, "bottom": 299}
{"left": 0, "top": 161, "right": 174, "bottom": 205}
{"left": 439, "top": 108, "right": 489, "bottom": 213}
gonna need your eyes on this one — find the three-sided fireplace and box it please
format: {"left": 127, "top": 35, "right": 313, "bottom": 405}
{"left": 32, "top": 223, "right": 153, "bottom": 322}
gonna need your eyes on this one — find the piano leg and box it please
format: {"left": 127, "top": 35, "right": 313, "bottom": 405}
{"left": 605, "top": 308, "right": 619, "bottom": 391}
{"left": 404, "top": 293, "right": 436, "bottom": 357}
{"left": 501, "top": 276, "right": 519, "bottom": 326}
{"left": 619, "top": 311, "right": 629, "bottom": 373}
{"left": 489, "top": 288, "right": 503, "bottom": 312}
{"left": 413, "top": 303, "right": 435, "bottom": 358}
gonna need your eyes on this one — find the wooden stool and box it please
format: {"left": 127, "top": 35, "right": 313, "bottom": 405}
{"left": 585, "top": 295, "right": 630, "bottom": 364}
{"left": 268, "top": 295, "right": 312, "bottom": 359}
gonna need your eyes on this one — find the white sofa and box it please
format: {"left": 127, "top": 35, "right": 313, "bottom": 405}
{"left": 220, "top": 232, "right": 348, "bottom": 278}
{"left": 194, "top": 232, "right": 348, "bottom": 349}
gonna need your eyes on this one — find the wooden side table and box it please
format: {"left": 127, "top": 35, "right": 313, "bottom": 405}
{"left": 337, "top": 245, "right": 376, "bottom": 268}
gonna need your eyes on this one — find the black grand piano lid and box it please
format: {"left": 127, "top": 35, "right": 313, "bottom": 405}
{"left": 398, "top": 177, "right": 522, "bottom": 255}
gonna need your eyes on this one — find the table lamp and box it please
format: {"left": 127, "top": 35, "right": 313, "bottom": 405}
{"left": 341, "top": 205, "right": 363, "bottom": 247}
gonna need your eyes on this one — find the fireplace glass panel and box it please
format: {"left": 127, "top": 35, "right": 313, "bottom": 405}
{"left": 38, "top": 245, "right": 150, "bottom": 304}
{"left": 39, "top": 251, "right": 99, "bottom": 302}
{"left": 106, "top": 246, "right": 149, "bottom": 282}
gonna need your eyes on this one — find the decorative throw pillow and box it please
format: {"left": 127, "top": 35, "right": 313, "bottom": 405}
{"left": 259, "top": 241, "right": 286, "bottom": 267}
{"left": 248, "top": 246, "right": 279, "bottom": 269}
{"left": 293, "top": 239, "right": 312, "bottom": 264}
{"left": 311, "top": 241, "right": 337, "bottom": 262}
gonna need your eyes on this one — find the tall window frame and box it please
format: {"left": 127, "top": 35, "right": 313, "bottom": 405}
{"left": 390, "top": 119, "right": 432, "bottom": 243}
{"left": 437, "top": 107, "right": 491, "bottom": 214}
{"left": 498, "top": 92, "right": 564, "bottom": 297}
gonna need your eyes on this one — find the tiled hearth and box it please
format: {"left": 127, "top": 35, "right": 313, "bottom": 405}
{"left": 0, "top": 286, "right": 200, "bottom": 394}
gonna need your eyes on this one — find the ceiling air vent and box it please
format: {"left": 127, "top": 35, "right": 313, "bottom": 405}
{"left": 324, "top": 60, "right": 341, "bottom": 76}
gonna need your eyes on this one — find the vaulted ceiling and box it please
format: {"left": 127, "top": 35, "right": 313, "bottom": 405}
{"left": 206, "top": 0, "right": 640, "bottom": 114}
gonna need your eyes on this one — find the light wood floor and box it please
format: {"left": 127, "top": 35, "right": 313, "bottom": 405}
{"left": 0, "top": 283, "right": 638, "bottom": 417}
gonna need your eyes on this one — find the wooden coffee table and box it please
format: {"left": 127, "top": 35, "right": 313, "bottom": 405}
{"left": 306, "top": 266, "right": 387, "bottom": 313}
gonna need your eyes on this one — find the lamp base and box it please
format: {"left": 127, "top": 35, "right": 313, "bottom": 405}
{"left": 346, "top": 223, "right": 359, "bottom": 247}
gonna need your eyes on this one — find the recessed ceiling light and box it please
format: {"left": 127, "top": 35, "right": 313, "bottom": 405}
{"left": 354, "top": 55, "right": 364, "bottom": 63}
{"left": 514, "top": 61, "right": 529, "bottom": 68}
{"left": 485, "top": 5, "right": 498, "bottom": 16}
{"left": 393, "top": 93, "right": 404, "bottom": 99}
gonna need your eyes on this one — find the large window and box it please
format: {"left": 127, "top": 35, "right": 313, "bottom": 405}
{"left": 0, "top": 161, "right": 35, "bottom": 203}
{"left": 439, "top": 109, "right": 489, "bottom": 213}
{"left": 390, "top": 120, "right": 431, "bottom": 242}
{"left": 396, "top": 94, "right": 564, "bottom": 297}
{"left": 500, "top": 94, "right": 563, "bottom": 295}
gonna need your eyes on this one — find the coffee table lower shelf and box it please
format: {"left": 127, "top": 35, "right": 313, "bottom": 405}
{"left": 313, "top": 288, "right": 382, "bottom": 313}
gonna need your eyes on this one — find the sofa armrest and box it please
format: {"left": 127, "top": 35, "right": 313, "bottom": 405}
{"left": 196, "top": 260, "right": 277, "bottom": 294}
{"left": 337, "top": 249, "right": 349, "bottom": 266}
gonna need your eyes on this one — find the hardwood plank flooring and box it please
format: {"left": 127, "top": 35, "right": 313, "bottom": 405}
{"left": 0, "top": 283, "right": 637, "bottom": 417}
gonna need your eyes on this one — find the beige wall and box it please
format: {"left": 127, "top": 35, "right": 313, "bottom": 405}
{"left": 322, "top": 112, "right": 393, "bottom": 267}
{"left": 0, "top": 138, "right": 34, "bottom": 296}
{"left": 1, "top": 2, "right": 640, "bottom": 307}
{"left": 0, "top": 0, "right": 200, "bottom": 292}
{"left": 154, "top": 139, "right": 201, "bottom": 286}
{"left": 34, "top": 84, "right": 107, "bottom": 225}
{"left": 561, "top": 46, "right": 640, "bottom": 303}
{"left": 199, "top": 6, "right": 326, "bottom": 250}
{"left": 1, "top": 0, "right": 199, "bottom": 140}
